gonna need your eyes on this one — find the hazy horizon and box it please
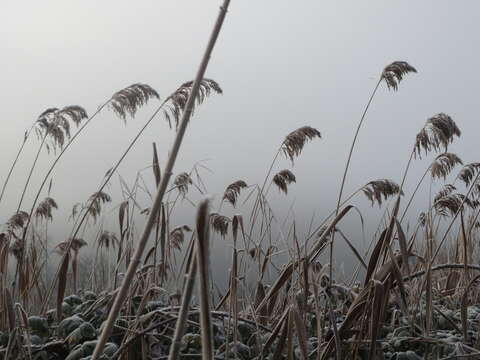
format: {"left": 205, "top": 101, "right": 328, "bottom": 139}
{"left": 1, "top": 1, "right": 479, "bottom": 280}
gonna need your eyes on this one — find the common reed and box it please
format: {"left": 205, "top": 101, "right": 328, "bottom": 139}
{"left": 3, "top": 5, "right": 480, "bottom": 360}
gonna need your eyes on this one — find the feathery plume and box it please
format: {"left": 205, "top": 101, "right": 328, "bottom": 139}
{"left": 210, "top": 213, "right": 230, "bottom": 238}
{"left": 69, "top": 203, "right": 83, "bottom": 221}
{"left": 434, "top": 184, "right": 456, "bottom": 204}
{"left": 98, "top": 231, "right": 118, "bottom": 250}
{"left": 55, "top": 238, "right": 87, "bottom": 255}
{"left": 35, "top": 197, "right": 58, "bottom": 222}
{"left": 58, "top": 105, "right": 88, "bottom": 126}
{"left": 414, "top": 113, "right": 461, "bottom": 158}
{"left": 169, "top": 225, "right": 192, "bottom": 251}
{"left": 430, "top": 153, "right": 463, "bottom": 180}
{"left": 36, "top": 106, "right": 88, "bottom": 150}
{"left": 281, "top": 126, "right": 321, "bottom": 162}
{"left": 9, "top": 239, "right": 24, "bottom": 261}
{"left": 71, "top": 238, "right": 87, "bottom": 252}
{"left": 222, "top": 180, "right": 248, "bottom": 207}
{"left": 362, "top": 179, "right": 402, "bottom": 207}
{"left": 163, "top": 79, "right": 222, "bottom": 129}
{"left": 457, "top": 163, "right": 480, "bottom": 187}
{"left": 435, "top": 193, "right": 473, "bottom": 217}
{"left": 7, "top": 211, "right": 29, "bottom": 231}
{"left": 174, "top": 172, "right": 192, "bottom": 197}
{"left": 273, "top": 169, "right": 296, "bottom": 194}
{"left": 418, "top": 212, "right": 426, "bottom": 227}
{"left": 110, "top": 83, "right": 159, "bottom": 121}
{"left": 381, "top": 61, "right": 417, "bottom": 91}
{"left": 87, "top": 191, "right": 112, "bottom": 222}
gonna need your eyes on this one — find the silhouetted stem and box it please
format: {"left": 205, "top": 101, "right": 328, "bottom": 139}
{"left": 168, "top": 257, "right": 197, "bottom": 360}
{"left": 91, "top": 2, "right": 231, "bottom": 358}
{"left": 0, "top": 124, "right": 36, "bottom": 206}
{"left": 332, "top": 77, "right": 382, "bottom": 284}
{"left": 17, "top": 134, "right": 47, "bottom": 212}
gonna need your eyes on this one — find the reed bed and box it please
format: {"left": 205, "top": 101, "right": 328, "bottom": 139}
{"left": 2, "top": 3, "right": 480, "bottom": 360}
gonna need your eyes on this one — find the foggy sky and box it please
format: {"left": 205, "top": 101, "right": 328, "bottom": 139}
{"left": 1, "top": 1, "right": 479, "bottom": 276}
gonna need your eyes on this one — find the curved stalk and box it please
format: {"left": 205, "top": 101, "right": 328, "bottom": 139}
{"left": 0, "top": 123, "right": 36, "bottom": 206}
{"left": 21, "top": 102, "right": 110, "bottom": 242}
{"left": 399, "top": 164, "right": 430, "bottom": 223}
{"left": 40, "top": 96, "right": 167, "bottom": 313}
{"left": 331, "top": 77, "right": 382, "bottom": 284}
{"left": 92, "top": 2, "right": 232, "bottom": 357}
{"left": 15, "top": 102, "right": 110, "bottom": 303}
{"left": 17, "top": 134, "right": 47, "bottom": 212}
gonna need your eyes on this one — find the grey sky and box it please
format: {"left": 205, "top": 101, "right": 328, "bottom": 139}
{"left": 1, "top": 1, "right": 479, "bottom": 274}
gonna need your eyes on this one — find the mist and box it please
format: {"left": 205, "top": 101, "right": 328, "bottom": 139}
{"left": 1, "top": 1, "right": 479, "bottom": 286}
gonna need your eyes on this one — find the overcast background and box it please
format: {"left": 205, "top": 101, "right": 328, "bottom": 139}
{"left": 1, "top": 1, "right": 478, "bottom": 282}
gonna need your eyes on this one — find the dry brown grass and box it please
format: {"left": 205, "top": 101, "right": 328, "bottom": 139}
{"left": 3, "top": 22, "right": 480, "bottom": 360}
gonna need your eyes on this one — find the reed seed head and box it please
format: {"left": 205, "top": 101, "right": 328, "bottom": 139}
{"left": 35, "top": 197, "right": 58, "bottom": 222}
{"left": 414, "top": 113, "right": 461, "bottom": 158}
{"left": 282, "top": 126, "right": 321, "bottom": 162}
{"left": 430, "top": 153, "right": 463, "bottom": 180}
{"left": 174, "top": 172, "right": 193, "bottom": 197}
{"left": 163, "top": 79, "right": 222, "bottom": 130}
{"left": 381, "top": 61, "right": 417, "bottom": 91}
{"left": 110, "top": 83, "right": 159, "bottom": 121}
{"left": 222, "top": 180, "right": 248, "bottom": 207}
{"left": 273, "top": 169, "right": 296, "bottom": 194}
{"left": 362, "top": 179, "right": 402, "bottom": 207}
{"left": 209, "top": 213, "right": 230, "bottom": 238}
{"left": 457, "top": 163, "right": 480, "bottom": 187}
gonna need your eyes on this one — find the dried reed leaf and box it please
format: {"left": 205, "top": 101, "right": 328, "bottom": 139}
{"left": 395, "top": 219, "right": 411, "bottom": 276}
{"left": 365, "top": 229, "right": 388, "bottom": 285}
{"left": 272, "top": 314, "right": 289, "bottom": 360}
{"left": 368, "top": 280, "right": 385, "bottom": 359}
{"left": 336, "top": 229, "right": 367, "bottom": 269}
{"left": 263, "top": 307, "right": 290, "bottom": 355}
{"left": 195, "top": 199, "right": 214, "bottom": 360}
{"left": 291, "top": 306, "right": 308, "bottom": 360}
{"left": 152, "top": 143, "right": 161, "bottom": 186}
{"left": 5, "top": 289, "right": 16, "bottom": 331}
{"left": 231, "top": 214, "right": 245, "bottom": 246}
{"left": 57, "top": 251, "right": 70, "bottom": 321}
{"left": 461, "top": 274, "right": 480, "bottom": 342}
{"left": 254, "top": 281, "right": 268, "bottom": 325}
